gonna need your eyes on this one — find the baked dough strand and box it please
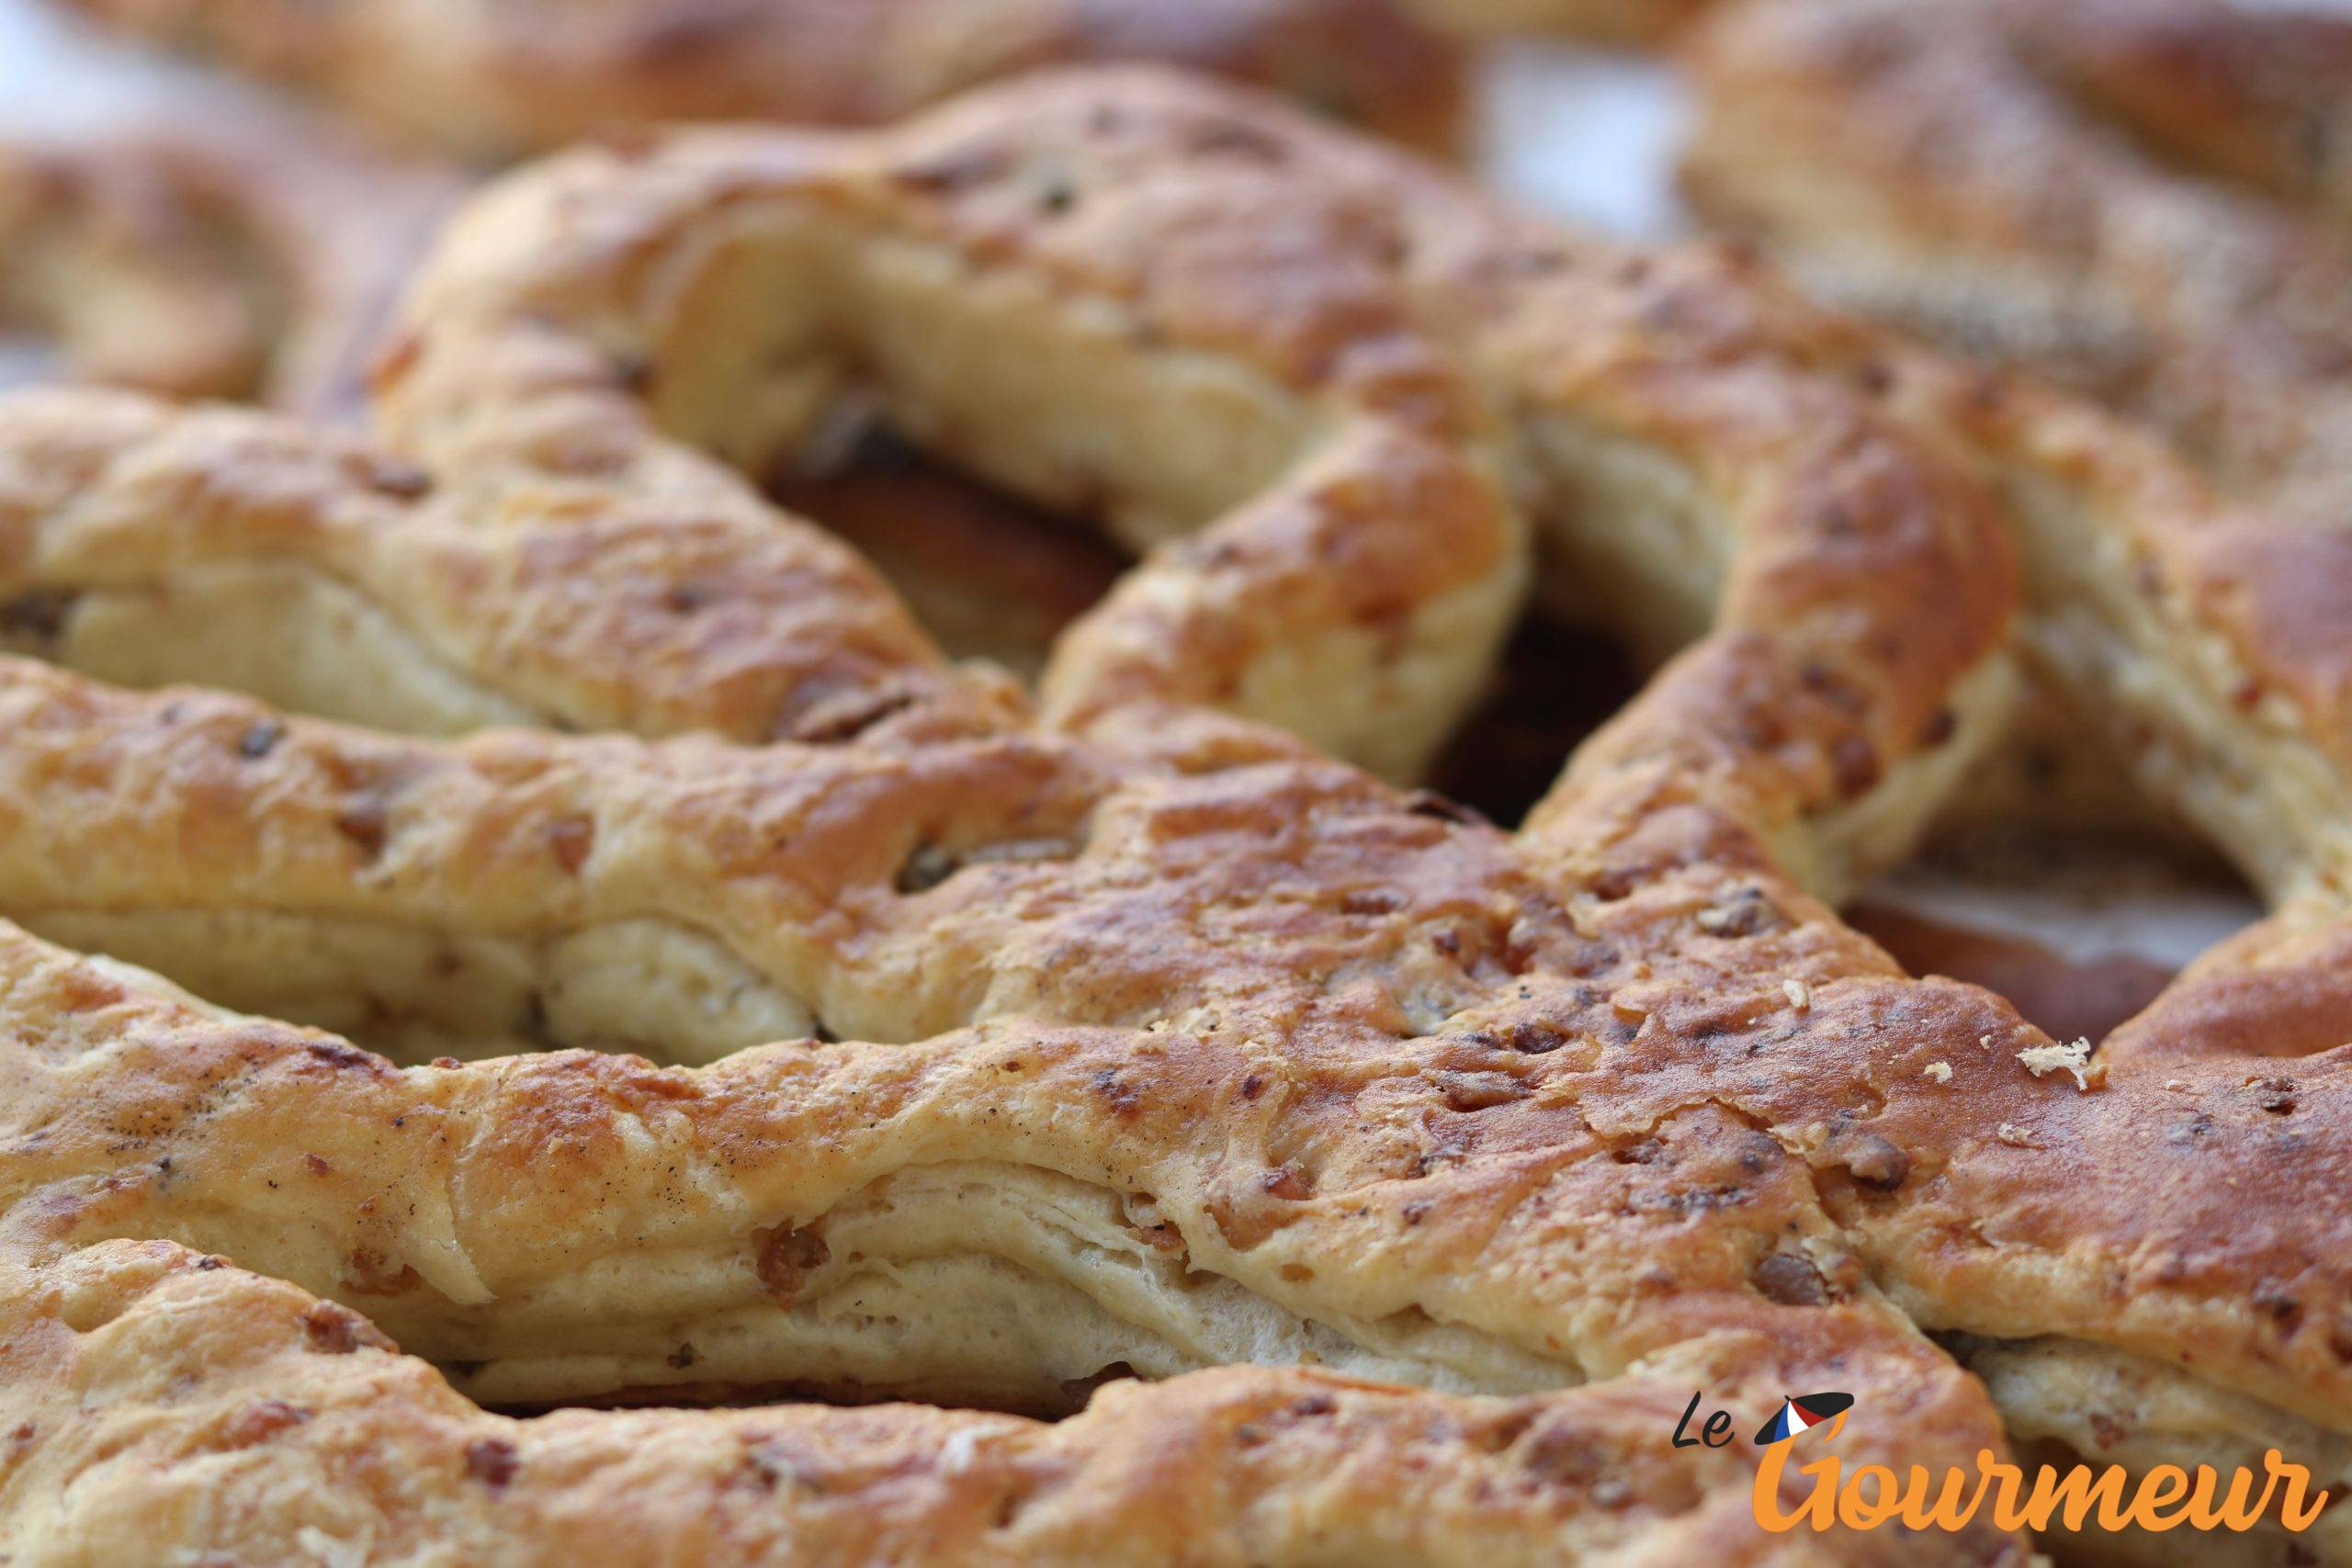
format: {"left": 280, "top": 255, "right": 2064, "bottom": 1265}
{"left": 3, "top": 64, "right": 2350, "bottom": 1567}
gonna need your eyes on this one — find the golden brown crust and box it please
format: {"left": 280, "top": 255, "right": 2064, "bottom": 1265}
{"left": 0, "top": 684, "right": 2033, "bottom": 1562}
{"left": 1406, "top": 0, "right": 1719, "bottom": 46}
{"left": 0, "top": 139, "right": 269, "bottom": 400}
{"left": 0, "top": 69, "right": 2053, "bottom": 1565}
{"left": 377, "top": 69, "right": 2018, "bottom": 807}
{"left": 370, "top": 95, "right": 1538, "bottom": 783}
{"left": 0, "top": 388, "right": 1017, "bottom": 746}
{"left": 0, "top": 1228, "right": 1984, "bottom": 1565}
{"left": 1683, "top": 0, "right": 2352, "bottom": 876}
{"left": 0, "top": 128, "right": 458, "bottom": 418}
{"left": 4, "top": 63, "right": 2350, "bottom": 1568}
{"left": 57, "top": 0, "right": 1468, "bottom": 161}
{"left": 1684, "top": 10, "right": 2352, "bottom": 1552}
{"left": 1683, "top": 0, "right": 2352, "bottom": 528}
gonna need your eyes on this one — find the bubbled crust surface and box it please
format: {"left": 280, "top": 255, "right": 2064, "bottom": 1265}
{"left": 380, "top": 67, "right": 2019, "bottom": 850}
{"left": 56, "top": 0, "right": 1466, "bottom": 162}
{"left": 0, "top": 1235, "right": 1947, "bottom": 1566}
{"left": 5, "top": 63, "right": 2352, "bottom": 1568}
{"left": 1684, "top": 0, "right": 2352, "bottom": 876}
{"left": 1677, "top": 11, "right": 2352, "bottom": 1548}
{"left": 0, "top": 388, "right": 1022, "bottom": 747}
{"left": 0, "top": 681, "right": 2037, "bottom": 1563}
{"left": 1683, "top": 0, "right": 2352, "bottom": 543}
{"left": 0, "top": 635, "right": 2345, "bottom": 1556}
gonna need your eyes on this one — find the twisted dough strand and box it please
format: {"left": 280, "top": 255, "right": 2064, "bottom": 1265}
{"left": 6, "top": 63, "right": 2351, "bottom": 1568}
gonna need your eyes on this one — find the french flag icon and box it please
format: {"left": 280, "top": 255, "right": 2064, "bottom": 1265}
{"left": 1754, "top": 1392, "right": 1855, "bottom": 1445}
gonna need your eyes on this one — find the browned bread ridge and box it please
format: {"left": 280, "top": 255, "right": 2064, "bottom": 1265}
{"left": 4, "top": 66, "right": 2348, "bottom": 1565}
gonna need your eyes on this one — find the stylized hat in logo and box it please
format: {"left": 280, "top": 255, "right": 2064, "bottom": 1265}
{"left": 1754, "top": 1392, "right": 1854, "bottom": 1445}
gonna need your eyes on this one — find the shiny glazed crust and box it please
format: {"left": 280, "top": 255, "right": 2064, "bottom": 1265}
{"left": 1683, "top": 0, "right": 2352, "bottom": 530}
{"left": 55, "top": 0, "right": 1468, "bottom": 161}
{"left": 1, "top": 67, "right": 2349, "bottom": 1566}
{"left": 372, "top": 70, "right": 2030, "bottom": 804}
{"left": 0, "top": 686, "right": 2033, "bottom": 1562}
{"left": 1678, "top": 6, "right": 2352, "bottom": 1556}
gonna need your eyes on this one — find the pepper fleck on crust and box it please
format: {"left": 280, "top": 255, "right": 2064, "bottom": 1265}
{"left": 1, "top": 66, "right": 2348, "bottom": 1567}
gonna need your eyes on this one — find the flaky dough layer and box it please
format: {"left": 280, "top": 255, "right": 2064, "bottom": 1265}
{"left": 3, "top": 64, "right": 2350, "bottom": 1568}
